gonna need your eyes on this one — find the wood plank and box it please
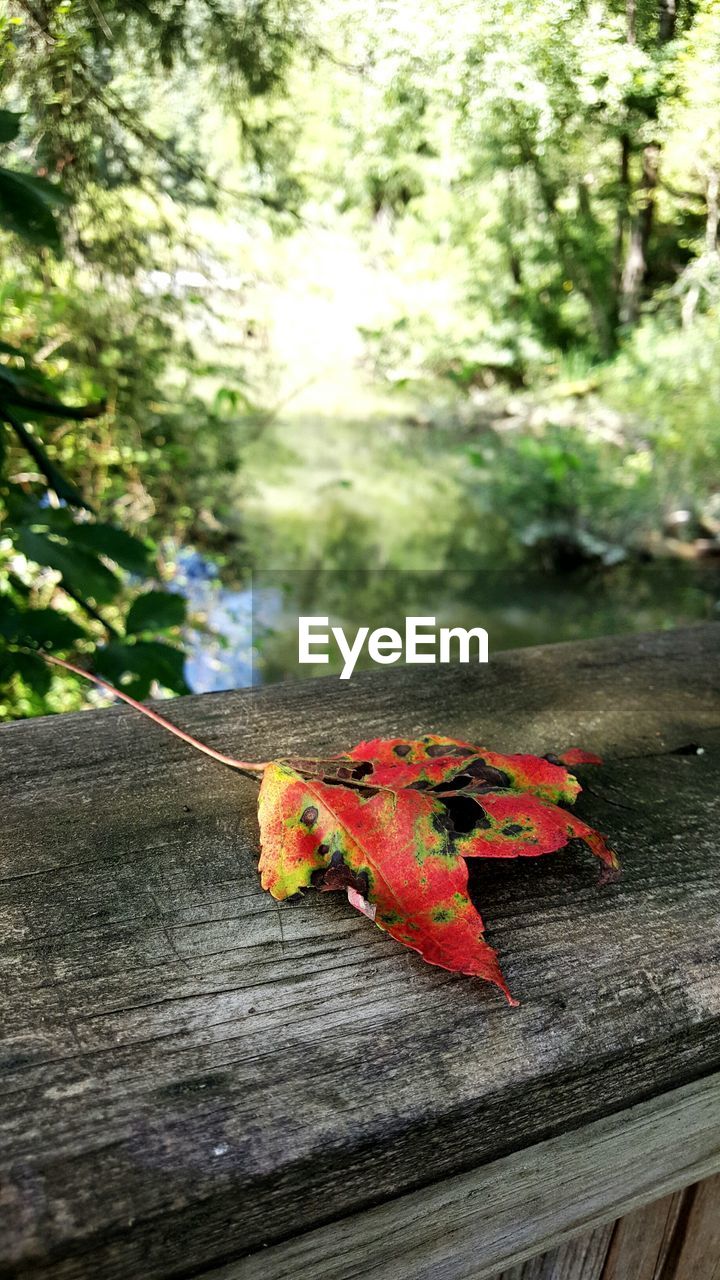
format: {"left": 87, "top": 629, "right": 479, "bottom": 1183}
{"left": 208, "top": 1072, "right": 720, "bottom": 1280}
{"left": 491, "top": 1220, "right": 615, "bottom": 1280}
{"left": 601, "top": 1189, "right": 686, "bottom": 1280}
{"left": 0, "top": 624, "right": 719, "bottom": 1278}
{"left": 671, "top": 1173, "right": 720, "bottom": 1280}
{"left": 472, "top": 1164, "right": 720, "bottom": 1280}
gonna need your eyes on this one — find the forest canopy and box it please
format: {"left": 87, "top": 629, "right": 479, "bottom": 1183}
{"left": 1, "top": 0, "right": 719, "bottom": 715}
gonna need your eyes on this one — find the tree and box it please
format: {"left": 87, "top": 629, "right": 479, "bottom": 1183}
{"left": 0, "top": 0, "right": 314, "bottom": 714}
{"left": 457, "top": 0, "right": 706, "bottom": 356}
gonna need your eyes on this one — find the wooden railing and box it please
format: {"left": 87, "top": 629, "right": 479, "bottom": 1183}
{"left": 1, "top": 624, "right": 719, "bottom": 1279}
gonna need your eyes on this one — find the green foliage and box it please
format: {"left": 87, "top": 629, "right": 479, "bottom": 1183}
{"left": 0, "top": 144, "right": 191, "bottom": 716}
{"left": 126, "top": 590, "right": 186, "bottom": 635}
{"left": 1, "top": 0, "right": 719, "bottom": 719}
{"left": 0, "top": 416, "right": 190, "bottom": 715}
{"left": 0, "top": 0, "right": 320, "bottom": 715}
{"left": 466, "top": 423, "right": 655, "bottom": 570}
{"left": 601, "top": 311, "right": 720, "bottom": 511}
{"left": 0, "top": 165, "right": 69, "bottom": 249}
{"left": 0, "top": 106, "right": 70, "bottom": 248}
{"left": 93, "top": 638, "right": 188, "bottom": 698}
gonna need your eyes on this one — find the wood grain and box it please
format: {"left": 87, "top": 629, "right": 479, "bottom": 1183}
{"left": 600, "top": 1189, "right": 685, "bottom": 1280}
{"left": 220, "top": 1071, "right": 720, "bottom": 1280}
{"left": 494, "top": 1222, "right": 616, "bottom": 1280}
{"left": 1, "top": 624, "right": 719, "bottom": 1279}
{"left": 483, "top": 1169, "right": 720, "bottom": 1280}
{"left": 671, "top": 1174, "right": 720, "bottom": 1280}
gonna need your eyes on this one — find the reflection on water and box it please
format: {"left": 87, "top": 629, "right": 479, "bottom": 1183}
{"left": 169, "top": 551, "right": 279, "bottom": 692}
{"left": 171, "top": 551, "right": 720, "bottom": 693}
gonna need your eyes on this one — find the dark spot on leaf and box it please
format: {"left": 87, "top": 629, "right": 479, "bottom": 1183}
{"left": 317, "top": 843, "right": 329, "bottom": 856}
{"left": 502, "top": 824, "right": 524, "bottom": 836}
{"left": 432, "top": 772, "right": 472, "bottom": 792}
{"left": 312, "top": 852, "right": 369, "bottom": 897}
{"left": 336, "top": 766, "right": 351, "bottom": 779}
{"left": 352, "top": 761, "right": 374, "bottom": 779}
{"left": 437, "top": 794, "right": 488, "bottom": 834}
{"left": 393, "top": 743, "right": 412, "bottom": 757}
{"left": 465, "top": 759, "right": 511, "bottom": 787}
{"left": 432, "top": 908, "right": 452, "bottom": 923}
{"left": 409, "top": 779, "right": 432, "bottom": 790}
{"left": 424, "top": 740, "right": 471, "bottom": 758}
{"left": 301, "top": 806, "right": 318, "bottom": 827}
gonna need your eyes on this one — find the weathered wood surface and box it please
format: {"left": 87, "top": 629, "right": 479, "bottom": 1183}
{"left": 488, "top": 1170, "right": 720, "bottom": 1280}
{"left": 1, "top": 623, "right": 719, "bottom": 1279}
{"left": 229, "top": 1070, "right": 720, "bottom": 1280}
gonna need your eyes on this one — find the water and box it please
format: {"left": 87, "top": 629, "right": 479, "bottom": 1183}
{"left": 170, "top": 552, "right": 720, "bottom": 692}
{"left": 168, "top": 550, "right": 278, "bottom": 692}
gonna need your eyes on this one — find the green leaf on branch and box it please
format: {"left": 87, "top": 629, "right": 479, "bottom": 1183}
{"left": 12, "top": 649, "right": 53, "bottom": 695}
{"left": 15, "top": 527, "right": 120, "bottom": 605}
{"left": 0, "top": 415, "right": 93, "bottom": 511}
{"left": 0, "top": 604, "right": 87, "bottom": 650}
{"left": 64, "top": 523, "right": 153, "bottom": 575}
{"left": 0, "top": 166, "right": 70, "bottom": 251}
{"left": 94, "top": 638, "right": 189, "bottom": 695}
{"left": 0, "top": 110, "right": 22, "bottom": 144}
{"left": 126, "top": 590, "right": 186, "bottom": 634}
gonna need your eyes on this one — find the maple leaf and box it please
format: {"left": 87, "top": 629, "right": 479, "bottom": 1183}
{"left": 340, "top": 735, "right": 586, "bottom": 803}
{"left": 258, "top": 737, "right": 618, "bottom": 1004}
{"left": 35, "top": 655, "right": 619, "bottom": 1006}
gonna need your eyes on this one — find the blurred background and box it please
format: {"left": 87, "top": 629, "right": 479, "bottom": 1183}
{"left": 0, "top": 0, "right": 719, "bottom": 716}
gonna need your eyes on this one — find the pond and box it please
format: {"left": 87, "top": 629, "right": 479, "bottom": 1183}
{"left": 171, "top": 551, "right": 720, "bottom": 692}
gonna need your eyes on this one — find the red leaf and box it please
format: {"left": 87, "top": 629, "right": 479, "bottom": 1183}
{"left": 343, "top": 735, "right": 584, "bottom": 803}
{"left": 258, "top": 737, "right": 619, "bottom": 1003}
{"left": 258, "top": 762, "right": 518, "bottom": 1002}
{"left": 37, "top": 658, "right": 616, "bottom": 1003}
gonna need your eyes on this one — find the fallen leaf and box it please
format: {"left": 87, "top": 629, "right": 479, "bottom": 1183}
{"left": 36, "top": 657, "right": 620, "bottom": 1006}
{"left": 258, "top": 737, "right": 618, "bottom": 1004}
{"left": 340, "top": 734, "right": 585, "bottom": 803}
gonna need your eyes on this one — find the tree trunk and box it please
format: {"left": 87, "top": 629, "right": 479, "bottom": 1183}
{"left": 705, "top": 169, "right": 719, "bottom": 254}
{"left": 612, "top": 133, "right": 631, "bottom": 310}
{"left": 617, "top": 0, "right": 677, "bottom": 329}
{"left": 619, "top": 143, "right": 660, "bottom": 327}
{"left": 659, "top": 0, "right": 677, "bottom": 42}
{"left": 681, "top": 170, "right": 719, "bottom": 327}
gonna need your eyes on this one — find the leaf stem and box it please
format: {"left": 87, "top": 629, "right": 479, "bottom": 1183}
{"left": 39, "top": 652, "right": 268, "bottom": 777}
